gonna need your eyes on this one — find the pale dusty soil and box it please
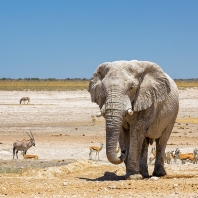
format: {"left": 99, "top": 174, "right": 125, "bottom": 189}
{"left": 0, "top": 88, "right": 198, "bottom": 198}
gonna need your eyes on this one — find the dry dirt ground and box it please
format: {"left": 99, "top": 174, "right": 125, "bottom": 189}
{"left": 0, "top": 88, "right": 198, "bottom": 198}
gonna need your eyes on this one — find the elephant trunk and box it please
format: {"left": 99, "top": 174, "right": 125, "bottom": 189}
{"left": 106, "top": 115, "right": 126, "bottom": 164}
{"left": 105, "top": 92, "right": 131, "bottom": 164}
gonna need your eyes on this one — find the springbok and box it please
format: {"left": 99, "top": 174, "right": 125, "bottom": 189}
{"left": 89, "top": 142, "right": 103, "bottom": 160}
{"left": 165, "top": 150, "right": 175, "bottom": 164}
{"left": 116, "top": 145, "right": 120, "bottom": 154}
{"left": 174, "top": 149, "right": 194, "bottom": 164}
{"left": 19, "top": 97, "right": 30, "bottom": 104}
{"left": 193, "top": 149, "right": 198, "bottom": 164}
{"left": 91, "top": 115, "right": 96, "bottom": 126}
{"left": 149, "top": 147, "right": 175, "bottom": 164}
{"left": 13, "top": 130, "right": 36, "bottom": 159}
{"left": 149, "top": 147, "right": 156, "bottom": 164}
{"left": 22, "top": 151, "right": 38, "bottom": 160}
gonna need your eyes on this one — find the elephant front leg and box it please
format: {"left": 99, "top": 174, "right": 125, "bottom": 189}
{"left": 125, "top": 121, "right": 145, "bottom": 180}
{"left": 139, "top": 137, "right": 149, "bottom": 178}
{"left": 119, "top": 127, "right": 130, "bottom": 170}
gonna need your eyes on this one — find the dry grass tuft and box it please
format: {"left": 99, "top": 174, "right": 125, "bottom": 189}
{"left": 176, "top": 117, "right": 198, "bottom": 124}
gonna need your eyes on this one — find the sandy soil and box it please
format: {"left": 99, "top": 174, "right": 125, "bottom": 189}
{"left": 0, "top": 88, "right": 198, "bottom": 197}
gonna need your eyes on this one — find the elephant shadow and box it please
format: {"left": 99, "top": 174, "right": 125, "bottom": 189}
{"left": 78, "top": 171, "right": 125, "bottom": 181}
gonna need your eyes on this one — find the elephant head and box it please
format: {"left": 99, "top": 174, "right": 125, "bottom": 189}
{"left": 89, "top": 60, "right": 171, "bottom": 165}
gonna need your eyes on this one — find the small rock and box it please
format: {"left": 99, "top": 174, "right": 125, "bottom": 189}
{"left": 174, "top": 184, "right": 178, "bottom": 187}
{"left": 115, "top": 170, "right": 125, "bottom": 176}
{"left": 63, "top": 182, "right": 68, "bottom": 186}
{"left": 150, "top": 176, "right": 159, "bottom": 180}
{"left": 126, "top": 174, "right": 143, "bottom": 180}
{"left": 108, "top": 186, "right": 116, "bottom": 189}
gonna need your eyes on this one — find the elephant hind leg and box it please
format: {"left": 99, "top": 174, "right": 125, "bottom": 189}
{"left": 153, "top": 123, "right": 175, "bottom": 177}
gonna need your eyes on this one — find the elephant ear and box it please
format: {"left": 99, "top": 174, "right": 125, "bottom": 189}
{"left": 133, "top": 62, "right": 171, "bottom": 111}
{"left": 88, "top": 63, "right": 109, "bottom": 109}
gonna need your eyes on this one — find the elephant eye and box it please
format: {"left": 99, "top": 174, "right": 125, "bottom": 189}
{"left": 101, "top": 86, "right": 105, "bottom": 92}
{"left": 130, "top": 86, "right": 134, "bottom": 90}
{"left": 127, "top": 85, "right": 134, "bottom": 94}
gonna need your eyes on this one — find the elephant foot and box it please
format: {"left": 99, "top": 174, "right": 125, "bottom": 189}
{"left": 124, "top": 172, "right": 143, "bottom": 180}
{"left": 140, "top": 172, "right": 150, "bottom": 178}
{"left": 140, "top": 165, "right": 150, "bottom": 178}
{"left": 152, "top": 164, "right": 167, "bottom": 177}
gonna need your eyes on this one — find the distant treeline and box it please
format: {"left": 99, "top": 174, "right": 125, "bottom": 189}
{"left": 0, "top": 78, "right": 197, "bottom": 81}
{"left": 0, "top": 78, "right": 89, "bottom": 81}
{"left": 174, "top": 78, "right": 198, "bottom": 81}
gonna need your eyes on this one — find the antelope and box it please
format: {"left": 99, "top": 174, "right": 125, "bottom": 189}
{"left": 20, "top": 97, "right": 30, "bottom": 104}
{"left": 89, "top": 142, "right": 103, "bottom": 160}
{"left": 149, "top": 147, "right": 175, "bottom": 164}
{"left": 165, "top": 150, "right": 175, "bottom": 164}
{"left": 91, "top": 115, "right": 96, "bottom": 126}
{"left": 22, "top": 151, "right": 38, "bottom": 160}
{"left": 13, "top": 130, "right": 36, "bottom": 159}
{"left": 116, "top": 145, "right": 120, "bottom": 154}
{"left": 193, "top": 149, "right": 198, "bottom": 164}
{"left": 174, "top": 149, "right": 194, "bottom": 164}
{"left": 149, "top": 147, "right": 156, "bottom": 164}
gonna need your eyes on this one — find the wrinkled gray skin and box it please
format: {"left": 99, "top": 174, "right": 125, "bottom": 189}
{"left": 89, "top": 60, "right": 179, "bottom": 179}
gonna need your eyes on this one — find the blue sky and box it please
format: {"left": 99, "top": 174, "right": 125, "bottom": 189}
{"left": 0, "top": 1, "right": 197, "bottom": 79}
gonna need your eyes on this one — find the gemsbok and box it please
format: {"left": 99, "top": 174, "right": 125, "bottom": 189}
{"left": 13, "top": 130, "right": 36, "bottom": 159}
{"left": 89, "top": 142, "right": 103, "bottom": 161}
{"left": 19, "top": 97, "right": 30, "bottom": 104}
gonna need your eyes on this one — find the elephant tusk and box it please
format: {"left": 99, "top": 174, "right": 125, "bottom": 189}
{"left": 96, "top": 106, "right": 105, "bottom": 117}
{"left": 128, "top": 109, "right": 133, "bottom": 116}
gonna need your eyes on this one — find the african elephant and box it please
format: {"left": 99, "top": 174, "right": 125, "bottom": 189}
{"left": 89, "top": 60, "right": 179, "bottom": 179}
